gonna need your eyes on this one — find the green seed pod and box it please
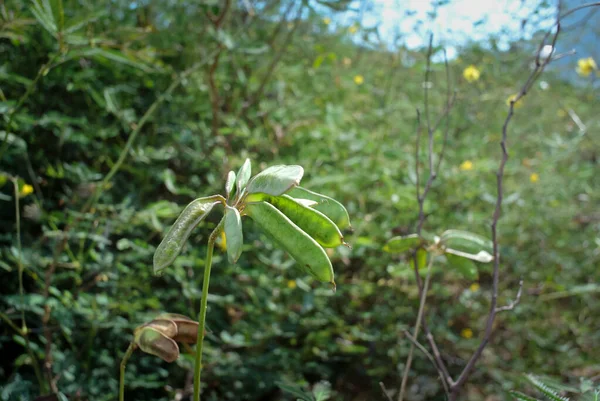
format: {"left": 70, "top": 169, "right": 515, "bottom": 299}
{"left": 287, "top": 186, "right": 350, "bottom": 229}
{"left": 244, "top": 201, "right": 334, "bottom": 285}
{"left": 154, "top": 195, "right": 224, "bottom": 274}
{"left": 236, "top": 158, "right": 252, "bottom": 193}
{"left": 135, "top": 326, "right": 179, "bottom": 363}
{"left": 224, "top": 206, "right": 243, "bottom": 263}
{"left": 246, "top": 165, "right": 304, "bottom": 196}
{"left": 225, "top": 171, "right": 236, "bottom": 199}
{"left": 265, "top": 195, "right": 345, "bottom": 248}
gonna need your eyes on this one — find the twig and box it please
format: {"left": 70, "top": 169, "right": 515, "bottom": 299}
{"left": 398, "top": 253, "right": 435, "bottom": 401}
{"left": 403, "top": 331, "right": 450, "bottom": 398}
{"left": 206, "top": 0, "right": 231, "bottom": 142}
{"left": 408, "top": 35, "right": 455, "bottom": 396}
{"left": 242, "top": 2, "right": 305, "bottom": 113}
{"left": 496, "top": 279, "right": 524, "bottom": 313}
{"left": 448, "top": 14, "right": 575, "bottom": 400}
{"left": 380, "top": 382, "right": 394, "bottom": 401}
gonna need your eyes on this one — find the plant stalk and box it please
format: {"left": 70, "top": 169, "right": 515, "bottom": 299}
{"left": 193, "top": 218, "right": 225, "bottom": 401}
{"left": 119, "top": 342, "right": 136, "bottom": 401}
{"left": 398, "top": 254, "right": 434, "bottom": 401}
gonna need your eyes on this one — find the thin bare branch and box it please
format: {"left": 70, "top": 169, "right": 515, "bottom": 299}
{"left": 496, "top": 279, "right": 524, "bottom": 313}
{"left": 380, "top": 382, "right": 394, "bottom": 401}
{"left": 403, "top": 330, "right": 450, "bottom": 398}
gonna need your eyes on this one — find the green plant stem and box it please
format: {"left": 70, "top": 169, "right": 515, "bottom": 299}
{"left": 193, "top": 218, "right": 225, "bottom": 401}
{"left": 119, "top": 342, "right": 136, "bottom": 401}
{"left": 0, "top": 311, "right": 46, "bottom": 393}
{"left": 0, "top": 53, "right": 59, "bottom": 162}
{"left": 398, "top": 255, "right": 434, "bottom": 401}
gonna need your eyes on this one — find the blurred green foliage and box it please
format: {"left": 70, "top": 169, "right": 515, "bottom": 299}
{"left": 0, "top": 1, "right": 598, "bottom": 400}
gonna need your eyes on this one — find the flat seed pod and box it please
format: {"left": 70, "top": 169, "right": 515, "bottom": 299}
{"left": 224, "top": 206, "right": 243, "bottom": 263}
{"left": 135, "top": 326, "right": 179, "bottom": 363}
{"left": 142, "top": 319, "right": 178, "bottom": 338}
{"left": 440, "top": 229, "right": 493, "bottom": 255}
{"left": 245, "top": 201, "right": 334, "bottom": 285}
{"left": 236, "top": 158, "right": 252, "bottom": 193}
{"left": 287, "top": 186, "right": 350, "bottom": 229}
{"left": 265, "top": 195, "right": 345, "bottom": 248}
{"left": 153, "top": 195, "right": 224, "bottom": 274}
{"left": 383, "top": 234, "right": 421, "bottom": 253}
{"left": 246, "top": 165, "right": 303, "bottom": 196}
{"left": 225, "top": 171, "right": 236, "bottom": 198}
{"left": 154, "top": 313, "right": 199, "bottom": 344}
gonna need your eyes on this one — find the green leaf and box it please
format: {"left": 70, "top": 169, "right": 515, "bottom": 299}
{"left": 276, "top": 382, "right": 315, "bottom": 401}
{"left": 245, "top": 201, "right": 334, "bottom": 285}
{"left": 153, "top": 195, "right": 223, "bottom": 274}
{"left": 527, "top": 375, "right": 571, "bottom": 401}
{"left": 225, "top": 170, "right": 236, "bottom": 198}
{"left": 440, "top": 229, "right": 493, "bottom": 254}
{"left": 510, "top": 391, "right": 542, "bottom": 401}
{"left": 224, "top": 206, "right": 243, "bottom": 263}
{"left": 287, "top": 186, "right": 350, "bottom": 229}
{"left": 265, "top": 194, "right": 345, "bottom": 248}
{"left": 246, "top": 165, "right": 304, "bottom": 196}
{"left": 313, "top": 381, "right": 332, "bottom": 401}
{"left": 236, "top": 158, "right": 252, "bottom": 193}
{"left": 383, "top": 234, "right": 421, "bottom": 253}
{"left": 446, "top": 254, "right": 478, "bottom": 279}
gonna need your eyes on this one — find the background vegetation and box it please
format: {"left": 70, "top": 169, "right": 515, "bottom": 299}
{"left": 0, "top": 1, "right": 598, "bottom": 400}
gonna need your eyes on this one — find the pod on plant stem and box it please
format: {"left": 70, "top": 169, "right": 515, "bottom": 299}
{"left": 244, "top": 201, "right": 334, "bottom": 285}
{"left": 224, "top": 206, "right": 243, "bottom": 263}
{"left": 264, "top": 194, "right": 345, "bottom": 248}
{"left": 155, "top": 313, "right": 199, "bottom": 344}
{"left": 287, "top": 186, "right": 351, "bottom": 229}
{"left": 153, "top": 195, "right": 224, "bottom": 274}
{"left": 134, "top": 326, "right": 179, "bottom": 363}
{"left": 246, "top": 165, "right": 304, "bottom": 196}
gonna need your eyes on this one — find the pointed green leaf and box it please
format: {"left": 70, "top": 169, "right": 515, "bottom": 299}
{"left": 245, "top": 201, "right": 334, "bottom": 285}
{"left": 135, "top": 327, "right": 179, "bottom": 363}
{"left": 383, "top": 234, "right": 421, "bottom": 253}
{"left": 446, "top": 254, "right": 478, "bottom": 280}
{"left": 264, "top": 194, "right": 345, "bottom": 248}
{"left": 153, "top": 195, "right": 224, "bottom": 274}
{"left": 236, "top": 158, "right": 252, "bottom": 193}
{"left": 246, "top": 165, "right": 304, "bottom": 196}
{"left": 440, "top": 229, "right": 493, "bottom": 255}
{"left": 224, "top": 206, "right": 243, "bottom": 263}
{"left": 510, "top": 391, "right": 542, "bottom": 401}
{"left": 287, "top": 186, "right": 350, "bottom": 229}
{"left": 225, "top": 170, "right": 236, "bottom": 198}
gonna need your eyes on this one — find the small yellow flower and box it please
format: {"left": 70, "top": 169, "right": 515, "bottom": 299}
{"left": 459, "top": 160, "right": 473, "bottom": 171}
{"left": 461, "top": 328, "right": 473, "bottom": 339}
{"left": 19, "top": 184, "right": 34, "bottom": 197}
{"left": 506, "top": 94, "right": 524, "bottom": 109}
{"left": 322, "top": 17, "right": 331, "bottom": 25}
{"left": 342, "top": 57, "right": 352, "bottom": 67}
{"left": 557, "top": 109, "right": 567, "bottom": 118}
{"left": 470, "top": 283, "right": 480, "bottom": 292}
{"left": 287, "top": 280, "right": 297, "bottom": 289}
{"left": 348, "top": 25, "right": 358, "bottom": 34}
{"left": 576, "top": 57, "right": 597, "bottom": 77}
{"left": 530, "top": 173, "right": 539, "bottom": 183}
{"left": 463, "top": 65, "right": 480, "bottom": 83}
{"left": 353, "top": 75, "right": 364, "bottom": 85}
